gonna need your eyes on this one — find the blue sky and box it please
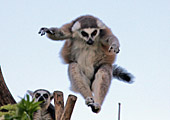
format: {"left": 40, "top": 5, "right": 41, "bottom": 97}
{"left": 0, "top": 0, "right": 170, "bottom": 120}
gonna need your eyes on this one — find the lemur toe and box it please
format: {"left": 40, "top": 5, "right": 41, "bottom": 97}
{"left": 85, "top": 97, "right": 94, "bottom": 106}
{"left": 88, "top": 103, "right": 101, "bottom": 113}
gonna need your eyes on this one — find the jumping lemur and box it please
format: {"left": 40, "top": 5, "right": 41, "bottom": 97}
{"left": 27, "top": 89, "right": 55, "bottom": 120}
{"left": 38, "top": 15, "right": 133, "bottom": 113}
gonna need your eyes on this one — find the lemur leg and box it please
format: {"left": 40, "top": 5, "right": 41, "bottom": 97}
{"left": 68, "top": 62, "right": 93, "bottom": 103}
{"left": 91, "top": 64, "right": 112, "bottom": 113}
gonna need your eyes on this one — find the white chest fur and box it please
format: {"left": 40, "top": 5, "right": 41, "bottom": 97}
{"left": 71, "top": 40, "right": 102, "bottom": 79}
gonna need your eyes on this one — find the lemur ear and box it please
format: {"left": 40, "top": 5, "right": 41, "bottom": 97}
{"left": 97, "top": 19, "right": 106, "bottom": 29}
{"left": 50, "top": 93, "right": 54, "bottom": 101}
{"left": 71, "top": 21, "right": 81, "bottom": 32}
{"left": 27, "top": 90, "right": 34, "bottom": 98}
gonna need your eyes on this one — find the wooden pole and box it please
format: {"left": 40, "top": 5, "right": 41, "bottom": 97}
{"left": 118, "top": 103, "right": 121, "bottom": 120}
{"left": 60, "top": 94, "right": 77, "bottom": 120}
{"left": 0, "top": 66, "right": 16, "bottom": 107}
{"left": 53, "top": 91, "right": 64, "bottom": 120}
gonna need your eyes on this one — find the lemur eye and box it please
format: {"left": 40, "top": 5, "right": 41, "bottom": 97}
{"left": 35, "top": 93, "right": 41, "bottom": 98}
{"left": 91, "top": 30, "right": 97, "bottom": 37}
{"left": 81, "top": 31, "right": 89, "bottom": 37}
{"left": 43, "top": 94, "right": 49, "bottom": 99}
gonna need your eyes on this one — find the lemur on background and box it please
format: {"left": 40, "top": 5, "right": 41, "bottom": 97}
{"left": 27, "top": 89, "right": 55, "bottom": 120}
{"left": 39, "top": 15, "right": 134, "bottom": 113}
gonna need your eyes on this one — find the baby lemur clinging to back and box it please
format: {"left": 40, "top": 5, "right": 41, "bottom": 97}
{"left": 39, "top": 15, "right": 133, "bottom": 113}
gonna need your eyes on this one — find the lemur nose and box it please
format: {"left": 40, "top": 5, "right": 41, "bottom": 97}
{"left": 87, "top": 38, "right": 94, "bottom": 45}
{"left": 38, "top": 96, "right": 45, "bottom": 102}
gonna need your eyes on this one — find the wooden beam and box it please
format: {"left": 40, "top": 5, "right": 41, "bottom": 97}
{"left": 60, "top": 94, "right": 77, "bottom": 120}
{"left": 0, "top": 67, "right": 16, "bottom": 107}
{"left": 53, "top": 91, "right": 64, "bottom": 120}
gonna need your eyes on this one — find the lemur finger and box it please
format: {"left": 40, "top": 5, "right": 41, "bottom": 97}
{"left": 115, "top": 48, "right": 120, "bottom": 53}
{"left": 108, "top": 46, "right": 113, "bottom": 52}
{"left": 38, "top": 28, "right": 47, "bottom": 36}
{"left": 88, "top": 103, "right": 101, "bottom": 113}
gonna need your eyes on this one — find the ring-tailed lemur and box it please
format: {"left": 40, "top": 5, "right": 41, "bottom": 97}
{"left": 27, "top": 89, "right": 55, "bottom": 120}
{"left": 38, "top": 15, "right": 134, "bottom": 113}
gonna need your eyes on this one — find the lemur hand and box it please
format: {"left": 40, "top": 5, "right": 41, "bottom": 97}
{"left": 109, "top": 43, "right": 120, "bottom": 54}
{"left": 38, "top": 27, "right": 55, "bottom": 36}
{"left": 107, "top": 36, "right": 120, "bottom": 54}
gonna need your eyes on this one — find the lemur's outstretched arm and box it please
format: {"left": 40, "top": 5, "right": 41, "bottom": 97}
{"left": 38, "top": 23, "right": 73, "bottom": 40}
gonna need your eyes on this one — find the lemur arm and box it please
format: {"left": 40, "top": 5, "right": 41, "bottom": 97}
{"left": 100, "top": 28, "right": 120, "bottom": 54}
{"left": 106, "top": 34, "right": 120, "bottom": 54}
{"left": 39, "top": 23, "right": 73, "bottom": 40}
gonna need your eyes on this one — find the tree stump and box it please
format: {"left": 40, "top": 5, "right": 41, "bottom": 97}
{"left": 0, "top": 67, "right": 16, "bottom": 107}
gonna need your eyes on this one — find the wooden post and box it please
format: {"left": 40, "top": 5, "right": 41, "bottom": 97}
{"left": 54, "top": 92, "right": 77, "bottom": 120}
{"left": 118, "top": 103, "right": 121, "bottom": 120}
{"left": 60, "top": 94, "right": 77, "bottom": 120}
{"left": 53, "top": 91, "right": 64, "bottom": 120}
{"left": 0, "top": 67, "right": 16, "bottom": 107}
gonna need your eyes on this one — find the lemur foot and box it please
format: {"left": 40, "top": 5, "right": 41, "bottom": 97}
{"left": 109, "top": 43, "right": 120, "bottom": 54}
{"left": 85, "top": 97, "right": 101, "bottom": 113}
{"left": 38, "top": 27, "right": 55, "bottom": 36}
{"left": 85, "top": 97, "right": 94, "bottom": 106}
{"left": 88, "top": 103, "right": 101, "bottom": 113}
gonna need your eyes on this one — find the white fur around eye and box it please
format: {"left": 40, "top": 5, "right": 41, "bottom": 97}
{"left": 83, "top": 28, "right": 97, "bottom": 35}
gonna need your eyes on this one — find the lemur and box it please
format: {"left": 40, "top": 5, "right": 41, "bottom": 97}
{"left": 38, "top": 15, "right": 134, "bottom": 113}
{"left": 27, "top": 89, "right": 55, "bottom": 120}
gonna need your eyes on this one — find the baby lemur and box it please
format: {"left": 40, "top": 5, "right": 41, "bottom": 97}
{"left": 39, "top": 15, "right": 133, "bottom": 113}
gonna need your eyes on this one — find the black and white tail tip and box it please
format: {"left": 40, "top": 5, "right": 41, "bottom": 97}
{"left": 112, "top": 65, "right": 134, "bottom": 83}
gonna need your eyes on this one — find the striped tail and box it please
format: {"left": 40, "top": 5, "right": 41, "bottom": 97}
{"left": 112, "top": 65, "right": 134, "bottom": 83}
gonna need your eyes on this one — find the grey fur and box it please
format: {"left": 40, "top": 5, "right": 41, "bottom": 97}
{"left": 39, "top": 15, "right": 133, "bottom": 113}
{"left": 27, "top": 89, "right": 55, "bottom": 120}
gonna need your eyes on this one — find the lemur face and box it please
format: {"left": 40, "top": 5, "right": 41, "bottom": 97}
{"left": 28, "top": 89, "right": 53, "bottom": 107}
{"left": 34, "top": 90, "right": 50, "bottom": 103}
{"left": 71, "top": 16, "right": 106, "bottom": 46}
{"left": 79, "top": 28, "right": 99, "bottom": 45}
